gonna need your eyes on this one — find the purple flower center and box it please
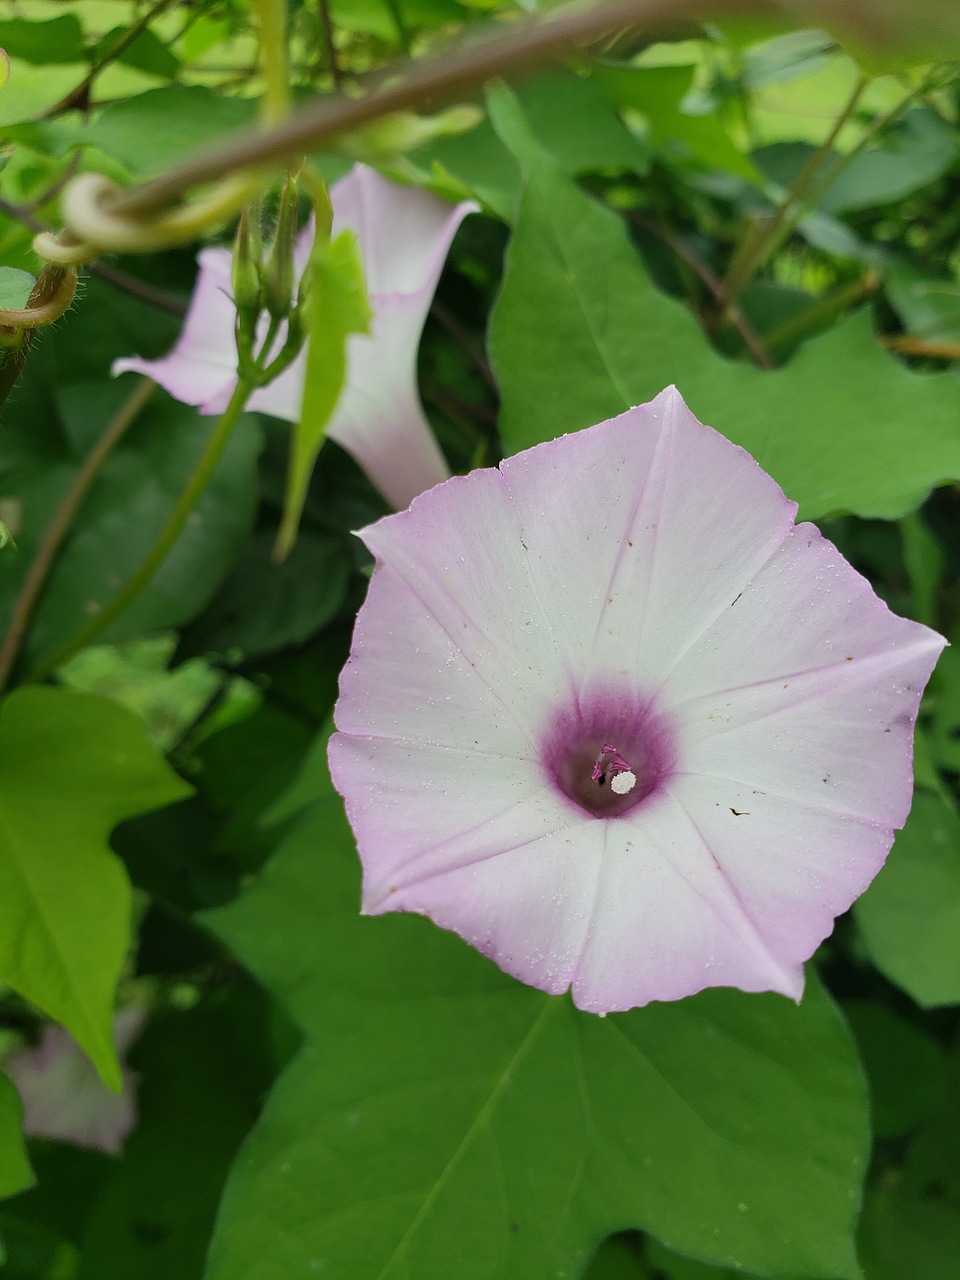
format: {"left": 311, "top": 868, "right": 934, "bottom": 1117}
{"left": 541, "top": 686, "right": 675, "bottom": 819}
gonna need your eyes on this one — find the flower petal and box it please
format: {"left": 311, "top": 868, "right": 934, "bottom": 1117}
{"left": 371, "top": 815, "right": 607, "bottom": 998}
{"left": 331, "top": 735, "right": 572, "bottom": 911}
{"left": 359, "top": 469, "right": 573, "bottom": 729}
{"left": 332, "top": 386, "right": 945, "bottom": 1013}
{"left": 112, "top": 248, "right": 238, "bottom": 412}
{"left": 497, "top": 387, "right": 797, "bottom": 686}
{"left": 6, "top": 1012, "right": 144, "bottom": 1155}
{"left": 568, "top": 791, "right": 805, "bottom": 1012}
{"left": 326, "top": 296, "right": 450, "bottom": 508}
{"left": 663, "top": 522, "right": 945, "bottom": 827}
{"left": 331, "top": 165, "right": 477, "bottom": 298}
{"left": 665, "top": 773, "right": 894, "bottom": 966}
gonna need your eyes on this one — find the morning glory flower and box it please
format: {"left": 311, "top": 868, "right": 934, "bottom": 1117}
{"left": 6, "top": 1009, "right": 144, "bottom": 1154}
{"left": 112, "top": 166, "right": 477, "bottom": 510}
{"left": 329, "top": 387, "right": 945, "bottom": 1014}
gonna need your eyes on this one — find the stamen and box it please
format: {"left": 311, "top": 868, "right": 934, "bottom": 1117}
{"left": 591, "top": 743, "right": 634, "bottom": 788}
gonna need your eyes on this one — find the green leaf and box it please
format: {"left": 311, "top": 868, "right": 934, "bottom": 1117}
{"left": 486, "top": 101, "right": 960, "bottom": 520}
{"left": 645, "top": 1234, "right": 745, "bottom": 1279}
{"left": 928, "top": 647, "right": 960, "bottom": 774}
{"left": 755, "top": 112, "right": 958, "bottom": 216}
{"left": 0, "top": 267, "right": 34, "bottom": 311}
{"left": 742, "top": 30, "right": 837, "bottom": 89}
{"left": 859, "top": 1033, "right": 960, "bottom": 1279}
{"left": 584, "top": 1234, "right": 652, "bottom": 1279}
{"left": 843, "top": 1001, "right": 947, "bottom": 1139}
{"left": 0, "top": 1073, "right": 33, "bottom": 1201}
{"left": 277, "top": 227, "right": 371, "bottom": 560}
{"left": 92, "top": 27, "right": 179, "bottom": 79}
{"left": 180, "top": 528, "right": 352, "bottom": 660}
{"left": 828, "top": 109, "right": 958, "bottom": 214}
{"left": 0, "top": 16, "right": 85, "bottom": 65}
{"left": 74, "top": 989, "right": 277, "bottom": 1280}
{"left": 594, "top": 64, "right": 761, "bottom": 185}
{"left": 855, "top": 787, "right": 960, "bottom": 1007}
{"left": 0, "top": 380, "right": 261, "bottom": 670}
{"left": 884, "top": 256, "right": 960, "bottom": 345}
{"left": 0, "top": 688, "right": 190, "bottom": 1087}
{"left": 421, "top": 66, "right": 649, "bottom": 220}
{"left": 85, "top": 87, "right": 256, "bottom": 178}
{"left": 202, "top": 767, "right": 868, "bottom": 1280}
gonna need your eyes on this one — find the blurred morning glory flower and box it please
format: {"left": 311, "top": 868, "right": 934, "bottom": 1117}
{"left": 6, "top": 1008, "right": 144, "bottom": 1154}
{"left": 329, "top": 387, "right": 945, "bottom": 1014}
{"left": 113, "top": 165, "right": 476, "bottom": 510}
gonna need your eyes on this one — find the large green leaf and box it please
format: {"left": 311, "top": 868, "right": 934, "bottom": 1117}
{"left": 85, "top": 86, "right": 256, "bottom": 178}
{"left": 859, "top": 1032, "right": 960, "bottom": 1280}
{"left": 203, "top": 767, "right": 868, "bottom": 1280}
{"left": 0, "top": 1074, "right": 32, "bottom": 1201}
{"left": 74, "top": 989, "right": 277, "bottom": 1280}
{"left": 486, "top": 94, "right": 960, "bottom": 520}
{"left": 0, "top": 379, "right": 260, "bottom": 671}
{"left": 854, "top": 787, "right": 960, "bottom": 1007}
{"left": 426, "top": 66, "right": 649, "bottom": 219}
{"left": 0, "top": 16, "right": 85, "bottom": 65}
{"left": 0, "top": 688, "right": 190, "bottom": 1087}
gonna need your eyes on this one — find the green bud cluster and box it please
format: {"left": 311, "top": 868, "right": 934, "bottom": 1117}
{"left": 232, "top": 177, "right": 307, "bottom": 385}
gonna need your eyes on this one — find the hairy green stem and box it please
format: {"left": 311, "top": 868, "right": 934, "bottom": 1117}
{"left": 0, "top": 379, "right": 156, "bottom": 692}
{"left": 26, "top": 378, "right": 253, "bottom": 682}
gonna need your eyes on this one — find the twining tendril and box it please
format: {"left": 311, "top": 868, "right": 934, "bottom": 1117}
{"left": 32, "top": 171, "right": 263, "bottom": 266}
{"left": 0, "top": 265, "right": 77, "bottom": 332}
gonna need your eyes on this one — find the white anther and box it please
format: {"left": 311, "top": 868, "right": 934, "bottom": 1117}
{"left": 610, "top": 770, "right": 636, "bottom": 795}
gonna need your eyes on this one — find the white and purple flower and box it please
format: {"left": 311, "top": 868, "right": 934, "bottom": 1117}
{"left": 329, "top": 387, "right": 945, "bottom": 1014}
{"left": 6, "top": 1008, "right": 144, "bottom": 1155}
{"left": 113, "top": 166, "right": 477, "bottom": 510}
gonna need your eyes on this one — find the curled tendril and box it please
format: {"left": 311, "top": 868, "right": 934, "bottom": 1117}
{"left": 0, "top": 265, "right": 78, "bottom": 333}
{"left": 32, "top": 170, "right": 265, "bottom": 267}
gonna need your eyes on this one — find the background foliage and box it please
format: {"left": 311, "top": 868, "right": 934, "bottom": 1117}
{"left": 1, "top": 1, "right": 959, "bottom": 1277}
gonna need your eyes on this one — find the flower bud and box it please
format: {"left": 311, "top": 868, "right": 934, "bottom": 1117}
{"left": 264, "top": 177, "right": 298, "bottom": 322}
{"left": 231, "top": 208, "right": 263, "bottom": 317}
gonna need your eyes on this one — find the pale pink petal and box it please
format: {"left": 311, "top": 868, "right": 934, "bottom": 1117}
{"left": 383, "top": 819, "right": 607, "bottom": 998}
{"left": 331, "top": 735, "right": 571, "bottom": 913}
{"left": 663, "top": 773, "right": 894, "bottom": 968}
{"left": 359, "top": 469, "right": 572, "bottom": 729}
{"left": 327, "top": 387, "right": 945, "bottom": 1012}
{"left": 113, "top": 167, "right": 474, "bottom": 508}
{"left": 326, "top": 296, "right": 450, "bottom": 508}
{"left": 331, "top": 165, "right": 476, "bottom": 298}
{"left": 6, "top": 1011, "right": 145, "bottom": 1155}
{"left": 332, "top": 560, "right": 538, "bottom": 757}
{"left": 497, "top": 387, "right": 798, "bottom": 685}
{"left": 663, "top": 523, "right": 945, "bottom": 828}
{"left": 112, "top": 248, "right": 238, "bottom": 413}
{"left": 569, "top": 791, "right": 804, "bottom": 1012}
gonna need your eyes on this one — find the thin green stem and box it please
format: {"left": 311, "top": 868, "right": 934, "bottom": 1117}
{"left": 800, "top": 67, "right": 946, "bottom": 214}
{"left": 719, "top": 74, "right": 870, "bottom": 310}
{"left": 253, "top": 0, "right": 291, "bottom": 124}
{"left": 0, "top": 379, "right": 156, "bottom": 692}
{"left": 381, "top": 0, "right": 412, "bottom": 54}
{"left": 26, "top": 378, "right": 254, "bottom": 682}
{"left": 317, "top": 0, "right": 345, "bottom": 85}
